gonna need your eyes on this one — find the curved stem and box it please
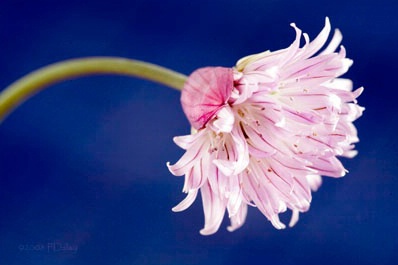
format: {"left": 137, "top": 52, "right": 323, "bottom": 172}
{"left": 0, "top": 57, "right": 187, "bottom": 122}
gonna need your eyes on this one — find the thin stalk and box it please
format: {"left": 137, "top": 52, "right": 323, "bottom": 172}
{"left": 0, "top": 57, "right": 187, "bottom": 122}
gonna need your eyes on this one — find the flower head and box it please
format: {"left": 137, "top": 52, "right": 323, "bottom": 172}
{"left": 168, "top": 17, "right": 364, "bottom": 235}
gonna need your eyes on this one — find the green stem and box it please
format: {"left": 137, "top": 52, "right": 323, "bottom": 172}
{"left": 0, "top": 57, "right": 187, "bottom": 122}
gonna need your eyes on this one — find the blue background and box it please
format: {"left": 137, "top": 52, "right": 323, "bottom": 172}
{"left": 0, "top": 0, "right": 397, "bottom": 264}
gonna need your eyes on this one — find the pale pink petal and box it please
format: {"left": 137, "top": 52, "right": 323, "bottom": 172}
{"left": 207, "top": 163, "right": 228, "bottom": 197}
{"left": 298, "top": 17, "right": 331, "bottom": 59}
{"left": 182, "top": 157, "right": 206, "bottom": 191}
{"left": 242, "top": 168, "right": 287, "bottom": 229}
{"left": 308, "top": 156, "right": 347, "bottom": 178}
{"left": 227, "top": 204, "right": 248, "bottom": 232}
{"left": 213, "top": 126, "right": 249, "bottom": 176}
{"left": 172, "top": 189, "right": 198, "bottom": 212}
{"left": 173, "top": 129, "right": 205, "bottom": 149}
{"left": 226, "top": 175, "right": 243, "bottom": 217}
{"left": 277, "top": 22, "right": 302, "bottom": 67}
{"left": 167, "top": 133, "right": 208, "bottom": 176}
{"left": 199, "top": 182, "right": 226, "bottom": 235}
{"left": 320, "top": 29, "right": 343, "bottom": 55}
{"left": 323, "top": 78, "right": 353, "bottom": 91}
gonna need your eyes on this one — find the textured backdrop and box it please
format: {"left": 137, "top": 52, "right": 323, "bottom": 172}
{"left": 0, "top": 0, "right": 397, "bottom": 264}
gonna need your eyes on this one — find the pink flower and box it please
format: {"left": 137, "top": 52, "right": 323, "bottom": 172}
{"left": 167, "top": 17, "right": 364, "bottom": 235}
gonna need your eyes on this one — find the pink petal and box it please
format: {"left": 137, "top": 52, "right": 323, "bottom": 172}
{"left": 299, "top": 17, "right": 331, "bottom": 59}
{"left": 213, "top": 126, "right": 249, "bottom": 176}
{"left": 227, "top": 204, "right": 248, "bottom": 232}
{"left": 172, "top": 189, "right": 198, "bottom": 212}
{"left": 289, "top": 209, "right": 300, "bottom": 227}
{"left": 199, "top": 182, "right": 226, "bottom": 235}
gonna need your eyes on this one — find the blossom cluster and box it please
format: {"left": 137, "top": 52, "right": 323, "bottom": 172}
{"left": 168, "top": 18, "right": 364, "bottom": 235}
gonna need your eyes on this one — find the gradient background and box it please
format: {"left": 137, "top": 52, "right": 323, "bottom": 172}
{"left": 0, "top": 0, "right": 397, "bottom": 264}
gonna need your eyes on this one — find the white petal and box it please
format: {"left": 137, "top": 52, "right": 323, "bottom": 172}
{"left": 211, "top": 107, "right": 235, "bottom": 133}
{"left": 227, "top": 204, "right": 248, "bottom": 232}
{"left": 289, "top": 209, "right": 300, "bottom": 227}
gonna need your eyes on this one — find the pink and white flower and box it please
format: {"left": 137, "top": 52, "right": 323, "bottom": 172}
{"left": 167, "top": 17, "right": 364, "bottom": 235}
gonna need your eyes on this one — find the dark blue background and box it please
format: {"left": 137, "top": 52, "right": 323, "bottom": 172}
{"left": 0, "top": 0, "right": 397, "bottom": 264}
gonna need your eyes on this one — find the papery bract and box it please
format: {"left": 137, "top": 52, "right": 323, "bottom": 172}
{"left": 181, "top": 67, "right": 234, "bottom": 129}
{"left": 168, "top": 17, "right": 364, "bottom": 235}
